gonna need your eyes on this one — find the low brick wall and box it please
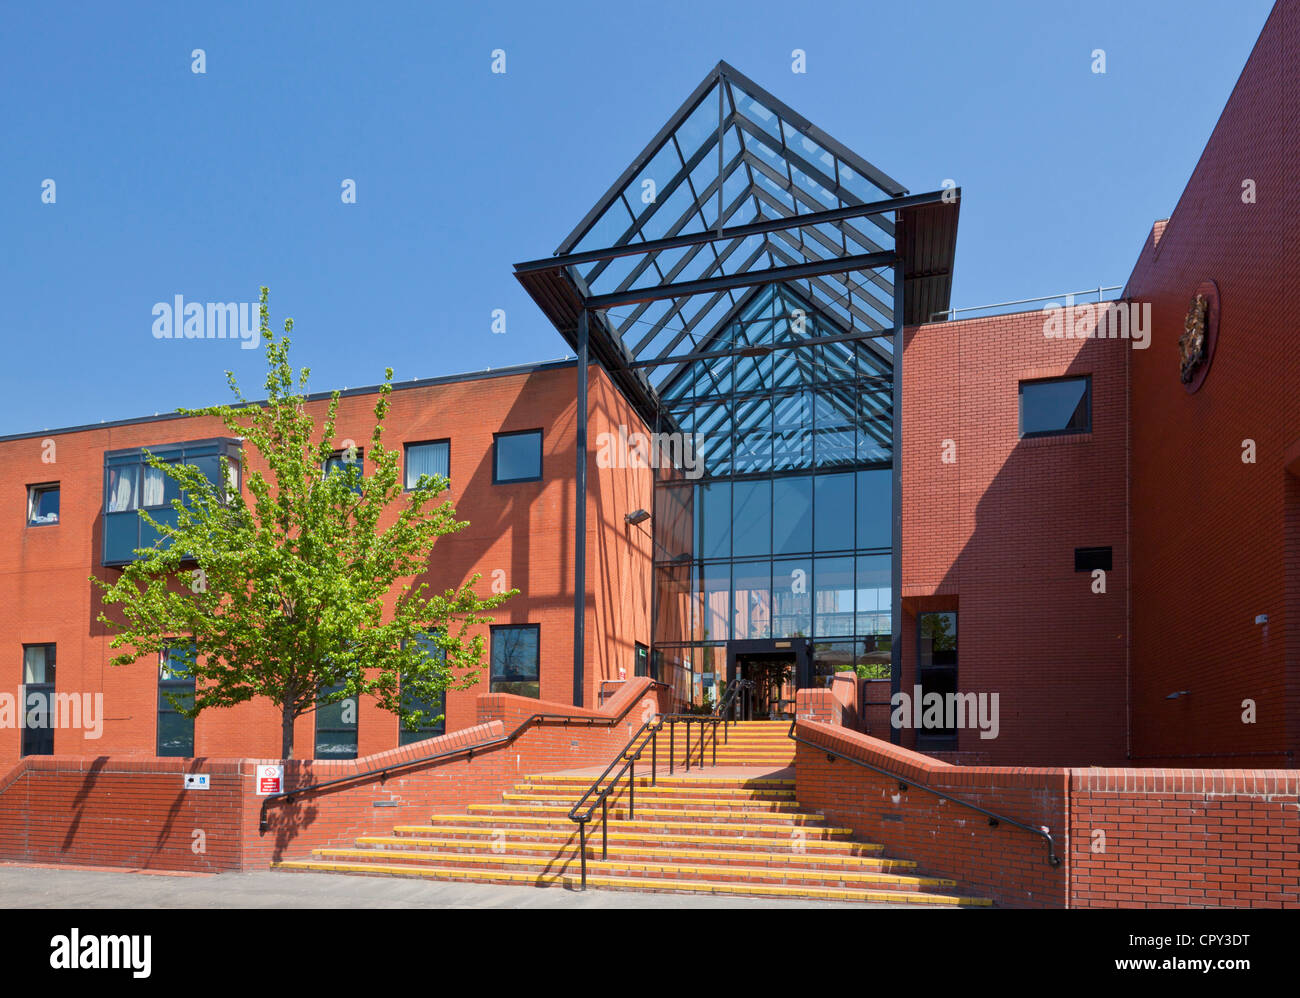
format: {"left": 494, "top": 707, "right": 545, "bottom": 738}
{"left": 794, "top": 711, "right": 1300, "bottom": 908}
{"left": 0, "top": 756, "right": 245, "bottom": 872}
{"left": 1069, "top": 768, "right": 1300, "bottom": 908}
{"left": 0, "top": 677, "right": 669, "bottom": 873}
{"left": 794, "top": 719, "right": 1068, "bottom": 908}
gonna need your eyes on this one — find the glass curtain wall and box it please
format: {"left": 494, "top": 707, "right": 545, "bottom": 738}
{"left": 651, "top": 286, "right": 894, "bottom": 697}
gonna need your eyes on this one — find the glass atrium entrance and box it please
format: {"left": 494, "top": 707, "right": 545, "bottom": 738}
{"left": 515, "top": 60, "right": 959, "bottom": 719}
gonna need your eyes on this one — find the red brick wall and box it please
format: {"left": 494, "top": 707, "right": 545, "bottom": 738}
{"left": 794, "top": 719, "right": 1069, "bottom": 908}
{"left": 1122, "top": 0, "right": 1299, "bottom": 767}
{"left": 797, "top": 710, "right": 1300, "bottom": 908}
{"left": 901, "top": 309, "right": 1130, "bottom": 765}
{"left": 0, "top": 757, "right": 245, "bottom": 872}
{"left": 1070, "top": 769, "right": 1300, "bottom": 908}
{"left": 0, "top": 362, "right": 649, "bottom": 771}
{"left": 0, "top": 677, "right": 670, "bottom": 872}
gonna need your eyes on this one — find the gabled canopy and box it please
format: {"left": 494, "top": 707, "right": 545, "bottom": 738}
{"left": 515, "top": 60, "right": 958, "bottom": 431}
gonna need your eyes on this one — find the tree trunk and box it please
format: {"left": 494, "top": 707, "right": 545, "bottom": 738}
{"left": 281, "top": 700, "right": 296, "bottom": 759}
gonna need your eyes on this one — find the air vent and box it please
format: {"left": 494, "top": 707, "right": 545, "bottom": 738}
{"left": 1074, "top": 547, "right": 1112, "bottom": 572}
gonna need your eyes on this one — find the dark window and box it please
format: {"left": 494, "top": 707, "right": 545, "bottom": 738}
{"left": 917, "top": 612, "right": 958, "bottom": 747}
{"left": 21, "top": 644, "right": 55, "bottom": 757}
{"left": 493, "top": 430, "right": 542, "bottom": 483}
{"left": 490, "top": 625, "right": 540, "bottom": 698}
{"left": 651, "top": 649, "right": 664, "bottom": 682}
{"left": 1075, "top": 546, "right": 1113, "bottom": 572}
{"left": 158, "top": 641, "right": 196, "bottom": 757}
{"left": 731, "top": 479, "right": 771, "bottom": 558}
{"left": 855, "top": 468, "right": 891, "bottom": 551}
{"left": 399, "top": 632, "right": 446, "bottom": 745}
{"left": 404, "top": 440, "right": 450, "bottom": 491}
{"left": 697, "top": 481, "right": 731, "bottom": 560}
{"left": 1019, "top": 376, "right": 1091, "bottom": 437}
{"left": 315, "top": 682, "right": 358, "bottom": 759}
{"left": 814, "top": 473, "right": 855, "bottom": 552}
{"left": 772, "top": 475, "right": 813, "bottom": 555}
{"left": 103, "top": 438, "right": 241, "bottom": 566}
{"left": 27, "top": 484, "right": 59, "bottom": 526}
{"left": 323, "top": 448, "right": 364, "bottom": 494}
{"left": 813, "top": 556, "right": 855, "bottom": 638}
{"left": 634, "top": 642, "right": 649, "bottom": 678}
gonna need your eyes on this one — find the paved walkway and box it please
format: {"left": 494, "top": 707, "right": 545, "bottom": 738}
{"left": 0, "top": 865, "right": 921, "bottom": 909}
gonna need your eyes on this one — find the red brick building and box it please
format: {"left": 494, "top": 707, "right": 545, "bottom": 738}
{"left": 1, "top": 0, "right": 1296, "bottom": 780}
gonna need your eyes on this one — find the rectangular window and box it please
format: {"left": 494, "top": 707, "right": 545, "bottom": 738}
{"left": 399, "top": 632, "right": 447, "bottom": 746}
{"left": 315, "top": 683, "right": 358, "bottom": 759}
{"left": 404, "top": 440, "right": 450, "bottom": 491}
{"left": 27, "top": 484, "right": 60, "bottom": 526}
{"left": 634, "top": 642, "right": 649, "bottom": 678}
{"left": 917, "top": 612, "right": 957, "bottom": 748}
{"left": 323, "top": 448, "right": 364, "bottom": 494}
{"left": 493, "top": 429, "right": 542, "bottom": 483}
{"left": 1019, "top": 376, "right": 1091, "bottom": 437}
{"left": 21, "top": 644, "right": 55, "bottom": 757}
{"left": 1074, "top": 546, "right": 1113, "bottom": 572}
{"left": 158, "top": 641, "right": 196, "bottom": 757}
{"left": 490, "top": 624, "right": 540, "bottom": 698}
{"left": 103, "top": 438, "right": 241, "bottom": 566}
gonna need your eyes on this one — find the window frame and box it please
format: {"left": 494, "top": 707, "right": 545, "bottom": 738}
{"left": 489, "top": 623, "right": 541, "bottom": 697}
{"left": 20, "top": 643, "right": 56, "bottom": 758}
{"left": 492, "top": 429, "right": 543, "bottom": 484}
{"left": 1018, "top": 375, "right": 1092, "bottom": 439}
{"left": 398, "top": 631, "right": 448, "bottom": 745}
{"left": 157, "top": 640, "right": 197, "bottom": 758}
{"left": 26, "top": 482, "right": 60, "bottom": 527}
{"left": 916, "top": 611, "right": 958, "bottom": 749}
{"left": 102, "top": 437, "right": 242, "bottom": 567}
{"left": 403, "top": 439, "right": 451, "bottom": 492}
{"left": 314, "top": 682, "right": 359, "bottom": 760}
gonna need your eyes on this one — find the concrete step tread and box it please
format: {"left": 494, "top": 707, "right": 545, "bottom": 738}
{"left": 512, "top": 784, "right": 797, "bottom": 798}
{"left": 522, "top": 775, "right": 795, "bottom": 788}
{"left": 272, "top": 860, "right": 991, "bottom": 906}
{"left": 463, "top": 805, "right": 831, "bottom": 825}
{"left": 354, "top": 835, "right": 908, "bottom": 866}
{"left": 306, "top": 848, "right": 956, "bottom": 888}
{"left": 499, "top": 794, "right": 806, "bottom": 811}
{"left": 392, "top": 825, "right": 877, "bottom": 851}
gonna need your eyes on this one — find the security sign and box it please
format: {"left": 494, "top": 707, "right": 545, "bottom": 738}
{"left": 256, "top": 764, "right": 284, "bottom": 796}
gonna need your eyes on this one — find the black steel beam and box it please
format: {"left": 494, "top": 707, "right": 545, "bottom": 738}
{"left": 516, "top": 190, "right": 952, "bottom": 274}
{"left": 574, "top": 309, "right": 589, "bottom": 708}
{"left": 583, "top": 250, "right": 897, "bottom": 311}
{"left": 890, "top": 259, "right": 904, "bottom": 745}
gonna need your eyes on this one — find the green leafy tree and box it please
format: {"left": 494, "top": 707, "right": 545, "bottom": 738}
{"left": 93, "top": 288, "right": 513, "bottom": 758}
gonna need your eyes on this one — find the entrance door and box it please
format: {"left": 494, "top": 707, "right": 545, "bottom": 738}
{"left": 725, "top": 638, "right": 811, "bottom": 719}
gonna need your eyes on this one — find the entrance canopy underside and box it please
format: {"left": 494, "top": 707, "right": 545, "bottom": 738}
{"left": 514, "top": 60, "right": 960, "bottom": 431}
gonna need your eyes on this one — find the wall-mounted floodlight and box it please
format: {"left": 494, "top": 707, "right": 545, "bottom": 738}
{"left": 625, "top": 509, "right": 651, "bottom": 525}
{"left": 1165, "top": 690, "right": 1191, "bottom": 700}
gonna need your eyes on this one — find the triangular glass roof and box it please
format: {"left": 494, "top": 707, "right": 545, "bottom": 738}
{"left": 552, "top": 61, "right": 906, "bottom": 397}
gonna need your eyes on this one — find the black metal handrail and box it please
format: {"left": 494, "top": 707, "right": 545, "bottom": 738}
{"left": 257, "top": 681, "right": 669, "bottom": 833}
{"left": 566, "top": 678, "right": 754, "bottom": 888}
{"left": 786, "top": 716, "right": 1061, "bottom": 867}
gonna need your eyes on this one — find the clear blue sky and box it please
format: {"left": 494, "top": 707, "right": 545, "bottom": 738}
{"left": 0, "top": 0, "right": 1275, "bottom": 435}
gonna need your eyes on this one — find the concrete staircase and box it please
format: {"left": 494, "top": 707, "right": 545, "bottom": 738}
{"left": 273, "top": 724, "right": 990, "bottom": 905}
{"left": 707, "top": 718, "right": 796, "bottom": 767}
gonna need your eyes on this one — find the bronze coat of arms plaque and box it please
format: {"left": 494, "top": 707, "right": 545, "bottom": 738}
{"left": 1178, "top": 279, "right": 1219, "bottom": 393}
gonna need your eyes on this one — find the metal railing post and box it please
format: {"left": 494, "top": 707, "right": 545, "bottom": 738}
{"left": 669, "top": 722, "right": 675, "bottom": 775}
{"left": 578, "top": 821, "right": 587, "bottom": 890}
{"left": 601, "top": 796, "right": 608, "bottom": 859}
{"left": 685, "top": 719, "right": 692, "bottom": 772}
{"left": 629, "top": 760, "right": 635, "bottom": 819}
{"left": 651, "top": 729, "right": 657, "bottom": 784}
